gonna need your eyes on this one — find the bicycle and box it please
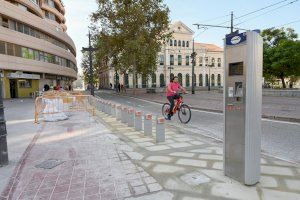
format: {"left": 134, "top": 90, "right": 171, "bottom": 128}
{"left": 162, "top": 93, "right": 192, "bottom": 124}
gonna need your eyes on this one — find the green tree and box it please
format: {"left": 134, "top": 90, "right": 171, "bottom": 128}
{"left": 91, "top": 0, "right": 171, "bottom": 90}
{"left": 262, "top": 28, "right": 300, "bottom": 88}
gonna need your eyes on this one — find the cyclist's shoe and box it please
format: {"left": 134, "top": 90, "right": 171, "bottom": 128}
{"left": 166, "top": 114, "right": 172, "bottom": 120}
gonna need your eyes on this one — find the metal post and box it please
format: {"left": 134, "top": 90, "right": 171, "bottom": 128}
{"left": 128, "top": 109, "right": 135, "bottom": 127}
{"left": 208, "top": 65, "right": 211, "bottom": 91}
{"left": 135, "top": 111, "right": 143, "bottom": 131}
{"left": 116, "top": 105, "right": 122, "bottom": 120}
{"left": 191, "top": 38, "right": 196, "bottom": 94}
{"left": 0, "top": 78, "right": 8, "bottom": 166}
{"left": 82, "top": 31, "right": 98, "bottom": 96}
{"left": 231, "top": 11, "right": 234, "bottom": 34}
{"left": 144, "top": 114, "right": 152, "bottom": 136}
{"left": 156, "top": 118, "right": 165, "bottom": 143}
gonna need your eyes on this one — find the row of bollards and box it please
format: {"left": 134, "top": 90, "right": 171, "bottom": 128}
{"left": 95, "top": 98, "right": 165, "bottom": 143}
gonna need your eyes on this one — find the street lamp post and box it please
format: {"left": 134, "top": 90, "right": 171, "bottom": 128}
{"left": 0, "top": 78, "right": 8, "bottom": 166}
{"left": 82, "top": 31, "right": 98, "bottom": 96}
{"left": 191, "top": 38, "right": 197, "bottom": 94}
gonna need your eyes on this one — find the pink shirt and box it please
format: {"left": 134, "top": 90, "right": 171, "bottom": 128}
{"left": 167, "top": 82, "right": 181, "bottom": 97}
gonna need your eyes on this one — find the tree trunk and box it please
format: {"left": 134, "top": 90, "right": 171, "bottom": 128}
{"left": 280, "top": 74, "right": 286, "bottom": 88}
{"left": 133, "top": 54, "right": 137, "bottom": 95}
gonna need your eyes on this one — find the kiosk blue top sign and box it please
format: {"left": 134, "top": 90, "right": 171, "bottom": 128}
{"left": 226, "top": 32, "right": 247, "bottom": 46}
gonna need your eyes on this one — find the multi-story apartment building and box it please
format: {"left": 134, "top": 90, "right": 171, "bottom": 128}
{"left": 99, "top": 21, "right": 223, "bottom": 89}
{"left": 0, "top": 0, "right": 77, "bottom": 98}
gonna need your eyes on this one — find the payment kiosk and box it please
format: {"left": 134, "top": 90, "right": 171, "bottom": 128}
{"left": 224, "top": 31, "right": 263, "bottom": 185}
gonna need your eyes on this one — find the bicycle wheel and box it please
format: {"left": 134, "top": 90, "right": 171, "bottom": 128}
{"left": 162, "top": 103, "right": 171, "bottom": 119}
{"left": 178, "top": 104, "right": 191, "bottom": 124}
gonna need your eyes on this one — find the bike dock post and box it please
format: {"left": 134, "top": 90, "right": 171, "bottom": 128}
{"left": 156, "top": 117, "right": 165, "bottom": 143}
{"left": 106, "top": 102, "right": 111, "bottom": 115}
{"left": 121, "top": 107, "right": 127, "bottom": 123}
{"left": 135, "top": 111, "right": 143, "bottom": 131}
{"left": 111, "top": 103, "right": 116, "bottom": 117}
{"left": 144, "top": 114, "right": 152, "bottom": 136}
{"left": 128, "top": 108, "right": 135, "bottom": 127}
{"left": 116, "top": 105, "right": 122, "bottom": 120}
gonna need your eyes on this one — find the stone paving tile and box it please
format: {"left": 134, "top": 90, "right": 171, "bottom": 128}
{"left": 176, "top": 159, "right": 207, "bottom": 168}
{"left": 169, "top": 152, "right": 195, "bottom": 158}
{"left": 94, "top": 105, "right": 300, "bottom": 200}
{"left": 1, "top": 112, "right": 164, "bottom": 200}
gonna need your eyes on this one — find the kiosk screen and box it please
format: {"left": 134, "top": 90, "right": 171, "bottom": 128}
{"left": 229, "top": 62, "right": 243, "bottom": 76}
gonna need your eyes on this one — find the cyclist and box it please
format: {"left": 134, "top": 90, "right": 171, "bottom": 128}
{"left": 166, "top": 76, "right": 186, "bottom": 120}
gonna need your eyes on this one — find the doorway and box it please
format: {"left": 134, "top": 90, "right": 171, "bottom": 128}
{"left": 9, "top": 79, "right": 18, "bottom": 98}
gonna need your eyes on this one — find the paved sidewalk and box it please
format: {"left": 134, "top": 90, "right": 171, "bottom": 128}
{"left": 1, "top": 99, "right": 300, "bottom": 200}
{"left": 110, "top": 91, "right": 300, "bottom": 122}
{"left": 96, "top": 110, "right": 300, "bottom": 199}
{"left": 0, "top": 99, "right": 41, "bottom": 194}
{"left": 1, "top": 111, "right": 166, "bottom": 200}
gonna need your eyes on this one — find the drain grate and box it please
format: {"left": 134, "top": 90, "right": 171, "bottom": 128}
{"left": 36, "top": 159, "right": 64, "bottom": 169}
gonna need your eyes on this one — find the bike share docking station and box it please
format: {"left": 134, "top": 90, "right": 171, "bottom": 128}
{"left": 224, "top": 30, "right": 263, "bottom": 185}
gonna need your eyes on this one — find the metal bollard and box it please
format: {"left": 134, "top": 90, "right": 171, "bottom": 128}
{"left": 135, "top": 111, "right": 143, "bottom": 131}
{"left": 116, "top": 105, "right": 122, "bottom": 120}
{"left": 128, "top": 108, "right": 135, "bottom": 127}
{"left": 107, "top": 102, "right": 112, "bottom": 115}
{"left": 144, "top": 114, "right": 153, "bottom": 136}
{"left": 100, "top": 101, "right": 105, "bottom": 112}
{"left": 121, "top": 107, "right": 128, "bottom": 123}
{"left": 156, "top": 118, "right": 165, "bottom": 143}
{"left": 111, "top": 104, "right": 116, "bottom": 117}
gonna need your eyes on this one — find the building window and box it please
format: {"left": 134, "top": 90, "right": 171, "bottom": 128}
{"left": 186, "top": 41, "right": 189, "bottom": 47}
{"left": 160, "top": 74, "right": 165, "bottom": 87}
{"left": 205, "top": 74, "right": 209, "bottom": 86}
{"left": 211, "top": 74, "right": 215, "bottom": 86}
{"left": 186, "top": 55, "right": 189, "bottom": 66}
{"left": 0, "top": 41, "right": 6, "bottom": 54}
{"left": 174, "top": 40, "right": 177, "bottom": 46}
{"left": 45, "top": 11, "right": 56, "bottom": 21}
{"left": 178, "top": 40, "right": 181, "bottom": 47}
{"left": 212, "top": 58, "right": 215, "bottom": 67}
{"left": 19, "top": 80, "right": 32, "bottom": 88}
{"left": 193, "top": 74, "right": 196, "bottom": 86}
{"left": 186, "top": 74, "right": 190, "bottom": 87}
{"left": 170, "top": 73, "right": 174, "bottom": 82}
{"left": 0, "top": 40, "right": 77, "bottom": 72}
{"left": 182, "top": 41, "right": 185, "bottom": 47}
{"left": 7, "top": 43, "right": 14, "bottom": 56}
{"left": 45, "top": 0, "right": 55, "bottom": 8}
{"left": 170, "top": 55, "right": 174, "bottom": 65}
{"left": 178, "top": 73, "right": 182, "bottom": 85}
{"left": 159, "top": 55, "right": 164, "bottom": 65}
{"left": 199, "top": 57, "right": 203, "bottom": 66}
{"left": 169, "top": 39, "right": 173, "bottom": 46}
{"left": 1, "top": 17, "right": 73, "bottom": 54}
{"left": 30, "top": 0, "right": 39, "bottom": 6}
{"left": 199, "top": 74, "right": 203, "bottom": 86}
{"left": 218, "top": 58, "right": 221, "bottom": 67}
{"left": 217, "top": 74, "right": 221, "bottom": 86}
{"left": 178, "top": 55, "right": 182, "bottom": 66}
{"left": 151, "top": 74, "right": 156, "bottom": 88}
{"left": 205, "top": 57, "right": 208, "bottom": 66}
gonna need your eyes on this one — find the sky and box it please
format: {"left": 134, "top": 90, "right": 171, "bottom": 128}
{"left": 64, "top": 0, "right": 300, "bottom": 74}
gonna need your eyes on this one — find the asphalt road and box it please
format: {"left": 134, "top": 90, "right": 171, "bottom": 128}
{"left": 96, "top": 90, "right": 300, "bottom": 164}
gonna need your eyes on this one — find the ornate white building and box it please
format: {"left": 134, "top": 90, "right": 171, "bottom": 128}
{"left": 99, "top": 21, "right": 224, "bottom": 89}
